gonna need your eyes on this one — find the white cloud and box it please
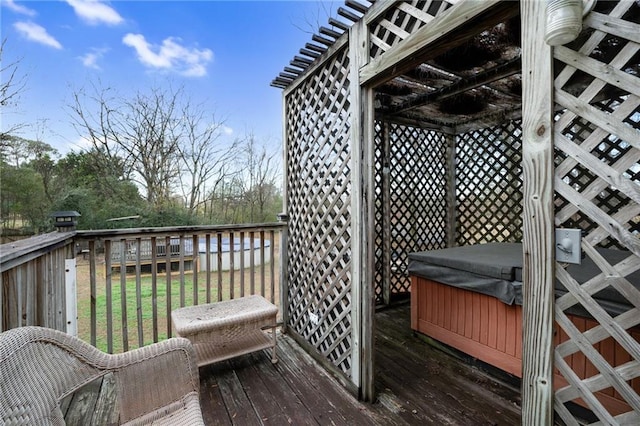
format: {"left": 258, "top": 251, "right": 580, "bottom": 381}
{"left": 222, "top": 126, "right": 233, "bottom": 135}
{"left": 69, "top": 135, "right": 94, "bottom": 151}
{"left": 79, "top": 47, "right": 109, "bottom": 69}
{"left": 122, "top": 33, "right": 213, "bottom": 77}
{"left": 2, "top": 0, "right": 36, "bottom": 16}
{"left": 66, "top": 0, "right": 123, "bottom": 26}
{"left": 13, "top": 21, "right": 62, "bottom": 49}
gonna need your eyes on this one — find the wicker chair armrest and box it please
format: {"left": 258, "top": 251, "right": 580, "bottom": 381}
{"left": 106, "top": 337, "right": 203, "bottom": 424}
{"left": 1, "top": 327, "right": 204, "bottom": 425}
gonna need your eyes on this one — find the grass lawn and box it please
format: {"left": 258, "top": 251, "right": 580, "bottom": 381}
{"left": 77, "top": 260, "right": 279, "bottom": 353}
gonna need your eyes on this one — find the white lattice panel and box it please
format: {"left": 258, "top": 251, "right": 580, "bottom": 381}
{"left": 552, "top": 2, "right": 640, "bottom": 423}
{"left": 456, "top": 120, "right": 523, "bottom": 246}
{"left": 373, "top": 122, "right": 449, "bottom": 303}
{"left": 285, "top": 47, "right": 354, "bottom": 376}
{"left": 368, "top": 0, "right": 455, "bottom": 60}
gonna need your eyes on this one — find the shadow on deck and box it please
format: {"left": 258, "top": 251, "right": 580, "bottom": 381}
{"left": 199, "top": 302, "right": 522, "bottom": 425}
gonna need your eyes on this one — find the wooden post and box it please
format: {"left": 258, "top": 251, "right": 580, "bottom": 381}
{"left": 280, "top": 74, "right": 290, "bottom": 332}
{"left": 65, "top": 258, "right": 77, "bottom": 336}
{"left": 278, "top": 213, "right": 289, "bottom": 333}
{"left": 349, "top": 19, "right": 376, "bottom": 401}
{"left": 445, "top": 131, "right": 457, "bottom": 248}
{"left": 521, "top": 1, "right": 556, "bottom": 423}
{"left": 119, "top": 239, "right": 128, "bottom": 352}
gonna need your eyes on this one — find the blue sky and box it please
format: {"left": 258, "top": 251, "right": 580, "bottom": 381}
{"left": 1, "top": 0, "right": 341, "bottom": 155}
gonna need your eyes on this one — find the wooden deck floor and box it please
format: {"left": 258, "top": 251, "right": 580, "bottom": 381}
{"left": 199, "top": 302, "right": 522, "bottom": 425}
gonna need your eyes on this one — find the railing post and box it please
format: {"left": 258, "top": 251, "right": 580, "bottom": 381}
{"left": 277, "top": 213, "right": 289, "bottom": 331}
{"left": 65, "top": 258, "right": 78, "bottom": 336}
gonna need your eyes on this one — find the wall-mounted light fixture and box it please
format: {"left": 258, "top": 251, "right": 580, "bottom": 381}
{"left": 545, "top": 0, "right": 597, "bottom": 46}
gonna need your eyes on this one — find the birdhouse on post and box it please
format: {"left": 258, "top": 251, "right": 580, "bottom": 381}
{"left": 50, "top": 211, "right": 81, "bottom": 232}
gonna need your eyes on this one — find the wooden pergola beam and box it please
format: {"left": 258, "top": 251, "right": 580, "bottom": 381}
{"left": 283, "top": 66, "right": 302, "bottom": 76}
{"left": 312, "top": 33, "right": 335, "bottom": 47}
{"left": 344, "top": 0, "right": 368, "bottom": 15}
{"left": 337, "top": 6, "right": 361, "bottom": 23}
{"left": 305, "top": 43, "right": 326, "bottom": 55}
{"left": 375, "top": 112, "right": 455, "bottom": 134}
{"left": 328, "top": 17, "right": 350, "bottom": 32}
{"left": 299, "top": 48, "right": 319, "bottom": 59}
{"left": 319, "top": 26, "right": 343, "bottom": 40}
{"left": 389, "top": 57, "right": 522, "bottom": 115}
{"left": 360, "top": 0, "right": 518, "bottom": 87}
{"left": 453, "top": 106, "right": 523, "bottom": 134}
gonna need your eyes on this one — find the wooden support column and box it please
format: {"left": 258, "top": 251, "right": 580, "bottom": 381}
{"left": 278, "top": 213, "right": 289, "bottom": 333}
{"left": 521, "top": 1, "right": 555, "bottom": 423}
{"left": 279, "top": 88, "right": 290, "bottom": 333}
{"left": 445, "top": 131, "right": 457, "bottom": 248}
{"left": 349, "top": 19, "right": 376, "bottom": 401}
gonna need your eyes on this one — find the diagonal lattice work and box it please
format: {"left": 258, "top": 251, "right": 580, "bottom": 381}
{"left": 373, "top": 122, "right": 448, "bottom": 304}
{"left": 373, "top": 121, "right": 386, "bottom": 304}
{"left": 284, "top": 46, "right": 354, "bottom": 377}
{"left": 456, "top": 120, "right": 523, "bottom": 246}
{"left": 552, "top": 1, "right": 640, "bottom": 423}
{"left": 368, "top": 0, "right": 454, "bottom": 60}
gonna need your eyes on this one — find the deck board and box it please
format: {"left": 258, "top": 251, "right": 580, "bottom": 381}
{"left": 199, "top": 302, "right": 522, "bottom": 425}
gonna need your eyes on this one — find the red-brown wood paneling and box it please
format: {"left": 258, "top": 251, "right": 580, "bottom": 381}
{"left": 410, "top": 276, "right": 640, "bottom": 415}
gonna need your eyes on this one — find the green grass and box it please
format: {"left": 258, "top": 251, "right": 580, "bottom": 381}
{"left": 78, "top": 270, "right": 275, "bottom": 353}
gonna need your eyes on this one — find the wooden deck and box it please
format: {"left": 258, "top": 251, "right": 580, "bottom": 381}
{"left": 199, "top": 302, "right": 522, "bottom": 425}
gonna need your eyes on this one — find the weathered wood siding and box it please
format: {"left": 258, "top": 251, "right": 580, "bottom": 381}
{"left": 1, "top": 232, "right": 75, "bottom": 332}
{"left": 412, "top": 275, "right": 640, "bottom": 415}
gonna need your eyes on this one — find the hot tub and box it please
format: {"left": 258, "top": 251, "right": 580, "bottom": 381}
{"left": 408, "top": 243, "right": 640, "bottom": 415}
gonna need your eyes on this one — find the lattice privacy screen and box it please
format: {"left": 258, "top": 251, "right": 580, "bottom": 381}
{"left": 373, "top": 122, "right": 448, "bottom": 303}
{"left": 552, "top": 2, "right": 640, "bottom": 423}
{"left": 373, "top": 118, "right": 524, "bottom": 305}
{"left": 456, "top": 120, "right": 524, "bottom": 246}
{"left": 284, "top": 47, "right": 354, "bottom": 377}
{"left": 368, "top": 0, "right": 454, "bottom": 60}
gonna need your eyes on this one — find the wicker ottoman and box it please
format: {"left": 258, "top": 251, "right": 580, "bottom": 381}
{"left": 171, "top": 295, "right": 278, "bottom": 367}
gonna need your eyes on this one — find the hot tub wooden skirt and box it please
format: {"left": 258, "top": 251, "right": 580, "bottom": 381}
{"left": 410, "top": 275, "right": 640, "bottom": 416}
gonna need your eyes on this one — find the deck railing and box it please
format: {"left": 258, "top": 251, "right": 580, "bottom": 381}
{"left": 1, "top": 223, "right": 285, "bottom": 354}
{"left": 1, "top": 232, "right": 76, "bottom": 332}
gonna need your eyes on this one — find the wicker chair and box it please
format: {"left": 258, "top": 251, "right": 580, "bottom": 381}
{"left": 0, "top": 326, "right": 204, "bottom": 425}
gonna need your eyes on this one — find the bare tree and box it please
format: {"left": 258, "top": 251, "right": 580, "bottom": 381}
{"left": 70, "top": 84, "right": 185, "bottom": 206}
{"left": 70, "top": 83, "right": 236, "bottom": 212}
{"left": 0, "top": 39, "right": 28, "bottom": 140}
{"left": 240, "top": 133, "right": 281, "bottom": 222}
{"left": 122, "top": 88, "right": 182, "bottom": 205}
{"left": 0, "top": 40, "right": 25, "bottom": 109}
{"left": 176, "top": 102, "right": 239, "bottom": 215}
